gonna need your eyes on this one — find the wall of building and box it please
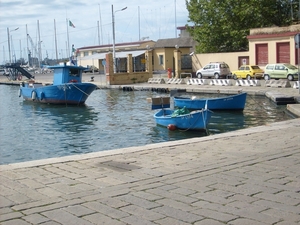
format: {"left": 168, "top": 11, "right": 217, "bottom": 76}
{"left": 153, "top": 48, "right": 165, "bottom": 71}
{"left": 193, "top": 51, "right": 249, "bottom": 72}
{"left": 191, "top": 25, "right": 300, "bottom": 73}
{"left": 105, "top": 52, "right": 153, "bottom": 85}
{"left": 76, "top": 40, "right": 155, "bottom": 67}
{"left": 248, "top": 36, "right": 297, "bottom": 67}
{"left": 152, "top": 48, "right": 192, "bottom": 72}
{"left": 78, "top": 58, "right": 102, "bottom": 69}
{"left": 247, "top": 24, "right": 300, "bottom": 68}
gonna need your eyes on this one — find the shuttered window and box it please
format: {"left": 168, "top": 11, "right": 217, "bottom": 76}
{"left": 276, "top": 42, "right": 290, "bottom": 63}
{"left": 255, "top": 44, "right": 268, "bottom": 65}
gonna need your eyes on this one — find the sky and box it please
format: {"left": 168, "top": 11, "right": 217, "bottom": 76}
{"left": 0, "top": 0, "right": 191, "bottom": 65}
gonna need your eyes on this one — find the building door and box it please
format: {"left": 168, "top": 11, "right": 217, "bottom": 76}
{"left": 256, "top": 44, "right": 268, "bottom": 65}
{"left": 277, "top": 42, "right": 290, "bottom": 63}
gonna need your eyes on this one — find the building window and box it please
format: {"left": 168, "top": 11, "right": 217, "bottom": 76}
{"left": 159, "top": 55, "right": 164, "bottom": 65}
{"left": 92, "top": 51, "right": 98, "bottom": 55}
{"left": 84, "top": 51, "right": 89, "bottom": 56}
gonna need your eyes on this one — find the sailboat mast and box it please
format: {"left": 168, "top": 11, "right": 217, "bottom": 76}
{"left": 174, "top": 0, "right": 177, "bottom": 38}
{"left": 66, "top": 18, "right": 70, "bottom": 57}
{"left": 138, "top": 6, "right": 140, "bottom": 41}
{"left": 26, "top": 24, "right": 29, "bottom": 65}
{"left": 98, "top": 3, "right": 103, "bottom": 45}
{"left": 37, "top": 20, "right": 41, "bottom": 70}
{"left": 54, "top": 19, "right": 58, "bottom": 63}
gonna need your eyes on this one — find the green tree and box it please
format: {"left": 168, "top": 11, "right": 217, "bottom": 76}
{"left": 186, "top": 0, "right": 294, "bottom": 53}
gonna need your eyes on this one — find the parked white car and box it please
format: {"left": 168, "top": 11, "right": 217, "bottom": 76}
{"left": 196, "top": 62, "right": 231, "bottom": 79}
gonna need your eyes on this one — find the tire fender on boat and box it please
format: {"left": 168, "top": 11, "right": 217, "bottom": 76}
{"left": 18, "top": 89, "right": 22, "bottom": 97}
{"left": 31, "top": 91, "right": 36, "bottom": 101}
{"left": 40, "top": 92, "right": 45, "bottom": 100}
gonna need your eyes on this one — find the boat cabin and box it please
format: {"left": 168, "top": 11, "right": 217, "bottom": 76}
{"left": 48, "top": 64, "right": 86, "bottom": 85}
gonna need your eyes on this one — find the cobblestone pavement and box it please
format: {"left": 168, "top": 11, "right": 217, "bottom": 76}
{"left": 1, "top": 118, "right": 300, "bottom": 225}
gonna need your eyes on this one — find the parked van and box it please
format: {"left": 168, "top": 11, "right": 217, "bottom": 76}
{"left": 196, "top": 62, "right": 231, "bottom": 79}
{"left": 263, "top": 63, "right": 299, "bottom": 81}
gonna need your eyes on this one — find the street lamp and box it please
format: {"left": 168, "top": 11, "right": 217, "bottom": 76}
{"left": 7, "top": 27, "right": 19, "bottom": 63}
{"left": 112, "top": 4, "right": 127, "bottom": 73}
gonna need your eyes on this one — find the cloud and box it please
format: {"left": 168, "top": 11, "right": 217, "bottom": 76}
{"left": 0, "top": 0, "right": 190, "bottom": 63}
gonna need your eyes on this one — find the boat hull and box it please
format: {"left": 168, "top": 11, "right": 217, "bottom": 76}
{"left": 174, "top": 92, "right": 247, "bottom": 110}
{"left": 154, "top": 109, "right": 212, "bottom": 130}
{"left": 20, "top": 83, "right": 97, "bottom": 105}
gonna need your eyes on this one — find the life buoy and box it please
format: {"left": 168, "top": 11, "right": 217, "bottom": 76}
{"left": 69, "top": 79, "right": 77, "bottom": 83}
{"left": 40, "top": 92, "right": 45, "bottom": 100}
{"left": 18, "top": 89, "right": 22, "bottom": 97}
{"left": 31, "top": 91, "right": 36, "bottom": 101}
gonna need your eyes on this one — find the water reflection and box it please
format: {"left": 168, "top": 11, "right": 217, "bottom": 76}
{"left": 209, "top": 111, "right": 246, "bottom": 134}
{"left": 21, "top": 102, "right": 99, "bottom": 133}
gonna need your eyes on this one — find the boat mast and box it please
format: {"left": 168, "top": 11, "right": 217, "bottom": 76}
{"left": 37, "top": 20, "right": 41, "bottom": 71}
{"left": 54, "top": 19, "right": 58, "bottom": 63}
{"left": 26, "top": 24, "right": 29, "bottom": 66}
{"left": 66, "top": 18, "right": 70, "bottom": 57}
{"left": 138, "top": 6, "right": 140, "bottom": 41}
{"left": 98, "top": 3, "right": 103, "bottom": 45}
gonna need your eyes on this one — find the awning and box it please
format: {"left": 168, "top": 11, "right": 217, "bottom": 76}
{"left": 80, "top": 50, "right": 145, "bottom": 60}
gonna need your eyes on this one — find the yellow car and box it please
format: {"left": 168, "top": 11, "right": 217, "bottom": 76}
{"left": 232, "top": 65, "right": 264, "bottom": 80}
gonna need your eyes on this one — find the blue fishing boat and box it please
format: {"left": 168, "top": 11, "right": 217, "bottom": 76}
{"left": 151, "top": 97, "right": 212, "bottom": 130}
{"left": 19, "top": 63, "right": 97, "bottom": 105}
{"left": 174, "top": 92, "right": 247, "bottom": 110}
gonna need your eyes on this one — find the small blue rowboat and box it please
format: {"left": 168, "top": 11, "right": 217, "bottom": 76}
{"left": 153, "top": 107, "right": 212, "bottom": 130}
{"left": 174, "top": 92, "right": 247, "bottom": 110}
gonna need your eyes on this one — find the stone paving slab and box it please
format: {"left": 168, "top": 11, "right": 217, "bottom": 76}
{"left": 1, "top": 118, "right": 300, "bottom": 224}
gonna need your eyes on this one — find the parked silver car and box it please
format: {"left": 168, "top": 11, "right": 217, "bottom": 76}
{"left": 196, "top": 62, "right": 231, "bottom": 79}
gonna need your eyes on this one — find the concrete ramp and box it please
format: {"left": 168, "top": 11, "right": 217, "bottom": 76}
{"left": 167, "top": 78, "right": 186, "bottom": 84}
{"left": 209, "top": 79, "right": 232, "bottom": 86}
{"left": 235, "top": 80, "right": 261, "bottom": 86}
{"left": 265, "top": 80, "right": 291, "bottom": 88}
{"left": 265, "top": 91, "right": 296, "bottom": 105}
{"left": 147, "top": 78, "right": 165, "bottom": 84}
{"left": 187, "top": 79, "right": 208, "bottom": 85}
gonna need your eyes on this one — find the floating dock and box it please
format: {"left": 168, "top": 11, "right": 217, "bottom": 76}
{"left": 265, "top": 91, "right": 296, "bottom": 105}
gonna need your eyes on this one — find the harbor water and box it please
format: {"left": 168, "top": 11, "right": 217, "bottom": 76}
{"left": 0, "top": 85, "right": 294, "bottom": 165}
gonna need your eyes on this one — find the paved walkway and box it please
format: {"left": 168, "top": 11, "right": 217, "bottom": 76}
{"left": 1, "top": 118, "right": 300, "bottom": 225}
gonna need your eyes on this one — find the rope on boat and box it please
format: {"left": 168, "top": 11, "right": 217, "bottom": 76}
{"left": 69, "top": 83, "right": 95, "bottom": 106}
{"left": 69, "top": 83, "right": 150, "bottom": 109}
{"left": 178, "top": 111, "right": 202, "bottom": 132}
{"left": 70, "top": 83, "right": 90, "bottom": 97}
{"left": 247, "top": 94, "right": 270, "bottom": 111}
{"left": 177, "top": 100, "right": 210, "bottom": 133}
